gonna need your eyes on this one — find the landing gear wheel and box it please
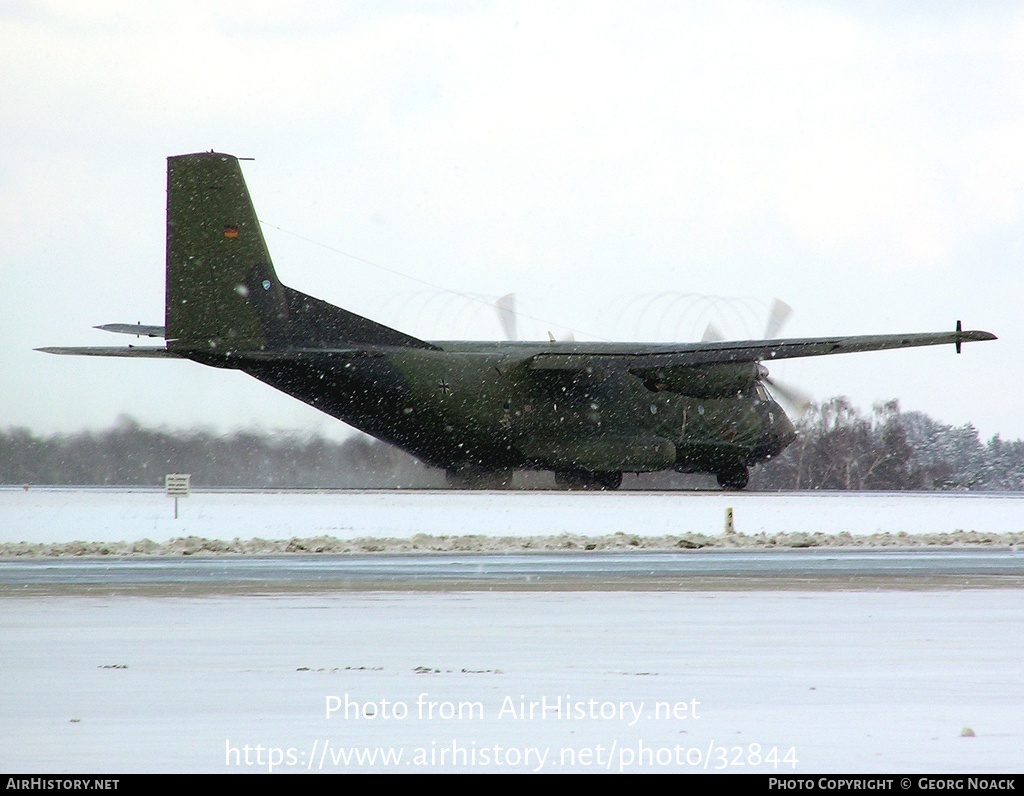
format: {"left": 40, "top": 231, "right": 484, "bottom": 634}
{"left": 554, "top": 470, "right": 623, "bottom": 491}
{"left": 716, "top": 465, "right": 749, "bottom": 491}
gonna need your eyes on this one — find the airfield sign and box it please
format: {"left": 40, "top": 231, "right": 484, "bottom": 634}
{"left": 165, "top": 473, "right": 190, "bottom": 519}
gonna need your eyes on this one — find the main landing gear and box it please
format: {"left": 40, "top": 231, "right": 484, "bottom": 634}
{"left": 716, "top": 465, "right": 749, "bottom": 491}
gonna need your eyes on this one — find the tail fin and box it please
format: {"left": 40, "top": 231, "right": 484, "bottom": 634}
{"left": 166, "top": 152, "right": 282, "bottom": 352}
{"left": 165, "top": 152, "right": 434, "bottom": 353}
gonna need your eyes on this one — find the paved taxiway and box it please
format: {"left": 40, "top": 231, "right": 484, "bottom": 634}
{"left": 3, "top": 549, "right": 1024, "bottom": 593}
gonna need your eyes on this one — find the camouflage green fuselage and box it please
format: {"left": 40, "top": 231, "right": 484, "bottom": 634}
{"left": 192, "top": 342, "right": 796, "bottom": 475}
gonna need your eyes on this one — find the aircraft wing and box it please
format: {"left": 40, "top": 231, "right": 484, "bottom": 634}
{"left": 527, "top": 327, "right": 996, "bottom": 371}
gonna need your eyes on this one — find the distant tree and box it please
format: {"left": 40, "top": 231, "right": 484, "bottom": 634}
{"left": 979, "top": 435, "right": 1024, "bottom": 491}
{"left": 901, "top": 411, "right": 986, "bottom": 489}
{"left": 860, "top": 401, "right": 915, "bottom": 490}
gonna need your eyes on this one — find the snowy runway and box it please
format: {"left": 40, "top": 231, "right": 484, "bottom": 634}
{"left": 3, "top": 590, "right": 1022, "bottom": 773}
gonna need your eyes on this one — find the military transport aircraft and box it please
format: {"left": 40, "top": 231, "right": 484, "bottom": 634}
{"left": 39, "top": 152, "right": 996, "bottom": 490}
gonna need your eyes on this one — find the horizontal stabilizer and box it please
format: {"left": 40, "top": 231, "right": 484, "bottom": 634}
{"left": 36, "top": 345, "right": 383, "bottom": 362}
{"left": 36, "top": 346, "right": 180, "bottom": 358}
{"left": 95, "top": 323, "right": 166, "bottom": 338}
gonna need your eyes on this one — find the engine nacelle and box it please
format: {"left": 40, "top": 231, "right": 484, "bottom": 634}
{"left": 634, "top": 361, "right": 762, "bottom": 398}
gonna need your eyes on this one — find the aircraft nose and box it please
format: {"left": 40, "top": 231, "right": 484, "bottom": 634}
{"left": 767, "top": 408, "right": 797, "bottom": 451}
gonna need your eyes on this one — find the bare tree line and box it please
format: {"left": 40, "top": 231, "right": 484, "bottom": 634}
{"left": 0, "top": 417, "right": 441, "bottom": 489}
{"left": 1, "top": 399, "right": 1021, "bottom": 490}
{"left": 749, "top": 398, "right": 1024, "bottom": 491}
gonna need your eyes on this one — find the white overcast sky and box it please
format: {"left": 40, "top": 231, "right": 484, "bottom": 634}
{"left": 2, "top": 0, "right": 1023, "bottom": 440}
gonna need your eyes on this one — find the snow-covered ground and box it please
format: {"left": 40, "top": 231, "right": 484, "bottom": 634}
{"left": 3, "top": 590, "right": 1021, "bottom": 773}
{"left": 3, "top": 487, "right": 1024, "bottom": 544}
{"left": 4, "top": 489, "right": 1022, "bottom": 774}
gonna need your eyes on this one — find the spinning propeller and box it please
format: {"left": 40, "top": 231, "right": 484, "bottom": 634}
{"left": 703, "top": 299, "right": 811, "bottom": 416}
{"left": 493, "top": 293, "right": 575, "bottom": 343}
